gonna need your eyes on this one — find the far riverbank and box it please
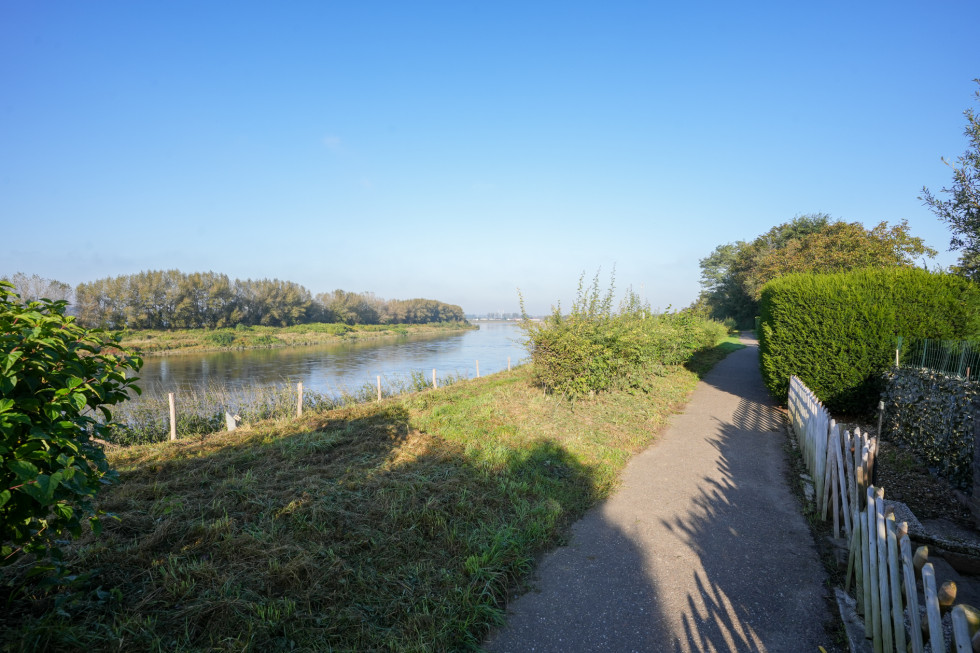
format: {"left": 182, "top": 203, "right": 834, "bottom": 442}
{"left": 120, "top": 320, "right": 478, "bottom": 356}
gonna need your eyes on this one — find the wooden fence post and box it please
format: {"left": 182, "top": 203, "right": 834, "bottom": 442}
{"left": 867, "top": 487, "right": 881, "bottom": 649}
{"left": 822, "top": 420, "right": 835, "bottom": 519}
{"left": 814, "top": 404, "right": 827, "bottom": 509}
{"left": 868, "top": 437, "right": 877, "bottom": 489}
{"left": 432, "top": 369, "right": 437, "bottom": 389}
{"left": 845, "top": 516, "right": 860, "bottom": 595}
{"left": 872, "top": 500, "right": 893, "bottom": 653}
{"left": 900, "top": 533, "right": 924, "bottom": 653}
{"left": 952, "top": 605, "right": 973, "bottom": 652}
{"left": 844, "top": 429, "right": 857, "bottom": 526}
{"left": 886, "top": 514, "right": 906, "bottom": 653}
{"left": 508, "top": 357, "right": 511, "bottom": 371}
{"left": 874, "top": 490, "right": 893, "bottom": 653}
{"left": 476, "top": 360, "right": 480, "bottom": 378}
{"left": 877, "top": 400, "right": 885, "bottom": 441}
{"left": 862, "top": 508, "right": 872, "bottom": 630}
{"left": 297, "top": 382, "right": 303, "bottom": 418}
{"left": 836, "top": 427, "right": 851, "bottom": 537}
{"left": 377, "top": 375, "right": 382, "bottom": 402}
{"left": 168, "top": 392, "right": 176, "bottom": 441}
{"left": 923, "top": 563, "right": 945, "bottom": 653}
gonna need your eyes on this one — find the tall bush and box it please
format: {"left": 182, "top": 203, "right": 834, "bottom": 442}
{"left": 1, "top": 282, "right": 142, "bottom": 564}
{"left": 758, "top": 267, "right": 980, "bottom": 413}
{"left": 521, "top": 273, "right": 726, "bottom": 397}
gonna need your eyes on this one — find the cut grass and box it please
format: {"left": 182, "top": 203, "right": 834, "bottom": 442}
{"left": 2, "top": 340, "right": 740, "bottom": 652}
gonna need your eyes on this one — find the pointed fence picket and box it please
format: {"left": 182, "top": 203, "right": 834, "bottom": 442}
{"left": 788, "top": 376, "right": 873, "bottom": 541}
{"left": 789, "top": 375, "right": 980, "bottom": 653}
{"left": 839, "top": 478, "right": 978, "bottom": 653}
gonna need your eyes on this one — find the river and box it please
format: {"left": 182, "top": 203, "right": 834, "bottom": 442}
{"left": 135, "top": 320, "right": 527, "bottom": 400}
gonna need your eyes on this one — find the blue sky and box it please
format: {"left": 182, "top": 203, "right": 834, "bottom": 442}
{"left": 2, "top": 1, "right": 978, "bottom": 315}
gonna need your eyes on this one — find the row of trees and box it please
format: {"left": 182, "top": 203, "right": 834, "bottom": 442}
{"left": 314, "top": 289, "right": 466, "bottom": 326}
{"left": 695, "top": 215, "right": 936, "bottom": 326}
{"left": 2, "top": 272, "right": 73, "bottom": 304}
{"left": 12, "top": 270, "right": 468, "bottom": 330}
{"left": 75, "top": 272, "right": 311, "bottom": 329}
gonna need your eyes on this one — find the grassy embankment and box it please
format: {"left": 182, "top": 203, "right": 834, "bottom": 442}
{"left": 120, "top": 321, "right": 476, "bottom": 356}
{"left": 1, "top": 336, "right": 744, "bottom": 651}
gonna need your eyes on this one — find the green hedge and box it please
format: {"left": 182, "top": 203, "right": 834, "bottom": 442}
{"left": 759, "top": 268, "right": 980, "bottom": 414}
{"left": 881, "top": 367, "right": 977, "bottom": 490}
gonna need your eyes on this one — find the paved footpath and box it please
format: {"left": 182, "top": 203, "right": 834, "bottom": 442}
{"left": 484, "top": 336, "right": 833, "bottom": 653}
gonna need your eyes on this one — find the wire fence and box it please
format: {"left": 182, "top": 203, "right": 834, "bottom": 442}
{"left": 105, "top": 359, "right": 515, "bottom": 446}
{"left": 895, "top": 337, "right": 980, "bottom": 379}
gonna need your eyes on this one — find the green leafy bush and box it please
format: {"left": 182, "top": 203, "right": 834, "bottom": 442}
{"left": 202, "top": 330, "right": 236, "bottom": 347}
{"left": 240, "top": 334, "right": 279, "bottom": 347}
{"left": 759, "top": 267, "right": 980, "bottom": 414}
{"left": 0, "top": 282, "right": 142, "bottom": 563}
{"left": 281, "top": 322, "right": 352, "bottom": 335}
{"left": 880, "top": 367, "right": 977, "bottom": 490}
{"left": 521, "top": 273, "right": 726, "bottom": 397}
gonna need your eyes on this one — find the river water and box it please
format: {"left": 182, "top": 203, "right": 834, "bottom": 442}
{"left": 135, "top": 321, "right": 527, "bottom": 400}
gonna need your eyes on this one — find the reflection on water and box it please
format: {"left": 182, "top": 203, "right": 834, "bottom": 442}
{"left": 137, "top": 321, "right": 526, "bottom": 400}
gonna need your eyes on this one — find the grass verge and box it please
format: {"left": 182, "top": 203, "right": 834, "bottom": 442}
{"left": 2, "top": 340, "right": 738, "bottom": 652}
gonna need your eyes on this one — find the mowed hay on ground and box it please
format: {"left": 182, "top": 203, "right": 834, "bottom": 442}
{"left": 1, "top": 351, "right": 732, "bottom": 652}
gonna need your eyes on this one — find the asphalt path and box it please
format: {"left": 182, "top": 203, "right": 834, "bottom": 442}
{"left": 484, "top": 335, "right": 833, "bottom": 652}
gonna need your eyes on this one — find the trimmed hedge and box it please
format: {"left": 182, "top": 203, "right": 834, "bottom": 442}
{"left": 759, "top": 268, "right": 980, "bottom": 414}
{"left": 881, "top": 367, "right": 977, "bottom": 490}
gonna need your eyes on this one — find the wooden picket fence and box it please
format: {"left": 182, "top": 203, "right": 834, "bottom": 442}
{"left": 788, "top": 375, "right": 875, "bottom": 541}
{"left": 788, "top": 375, "right": 975, "bottom": 652}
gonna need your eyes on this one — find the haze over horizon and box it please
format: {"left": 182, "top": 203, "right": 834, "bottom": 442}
{"left": 3, "top": 2, "right": 978, "bottom": 315}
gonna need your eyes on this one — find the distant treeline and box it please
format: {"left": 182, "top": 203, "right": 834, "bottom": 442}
{"left": 71, "top": 270, "right": 466, "bottom": 329}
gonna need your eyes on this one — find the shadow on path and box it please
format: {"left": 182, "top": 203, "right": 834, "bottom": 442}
{"left": 485, "top": 339, "right": 833, "bottom": 652}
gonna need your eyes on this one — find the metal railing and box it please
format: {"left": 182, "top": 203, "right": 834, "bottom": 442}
{"left": 895, "top": 337, "right": 980, "bottom": 379}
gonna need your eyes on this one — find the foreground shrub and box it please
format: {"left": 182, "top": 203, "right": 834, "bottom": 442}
{"left": 522, "top": 273, "right": 726, "bottom": 397}
{"left": 759, "top": 267, "right": 980, "bottom": 414}
{"left": 880, "top": 366, "right": 978, "bottom": 490}
{"left": 0, "top": 282, "right": 142, "bottom": 564}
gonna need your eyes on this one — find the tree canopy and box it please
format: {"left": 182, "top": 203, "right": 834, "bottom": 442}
{"left": 921, "top": 80, "right": 980, "bottom": 279}
{"left": 696, "top": 215, "right": 936, "bottom": 326}
{"left": 73, "top": 270, "right": 466, "bottom": 330}
{"left": 0, "top": 272, "right": 73, "bottom": 305}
